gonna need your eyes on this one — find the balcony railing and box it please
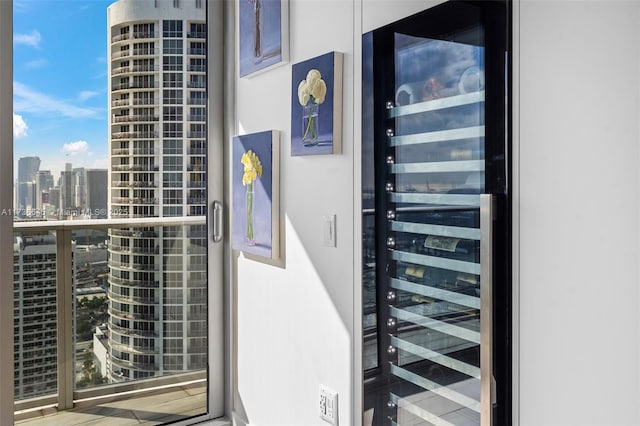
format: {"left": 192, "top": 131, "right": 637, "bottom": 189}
{"left": 132, "top": 48, "right": 158, "bottom": 56}
{"left": 108, "top": 275, "right": 159, "bottom": 287}
{"left": 13, "top": 216, "right": 208, "bottom": 421}
{"left": 132, "top": 31, "right": 158, "bottom": 39}
{"left": 112, "top": 81, "right": 159, "bottom": 91}
{"left": 111, "top": 131, "right": 159, "bottom": 140}
{"left": 111, "top": 33, "right": 130, "bottom": 43}
{"left": 109, "top": 340, "right": 158, "bottom": 355}
{"left": 109, "top": 322, "right": 159, "bottom": 337}
{"left": 112, "top": 65, "right": 159, "bottom": 76}
{"left": 109, "top": 291, "right": 158, "bottom": 305}
{"left": 187, "top": 32, "right": 206, "bottom": 39}
{"left": 112, "top": 99, "right": 130, "bottom": 107}
{"left": 187, "top": 132, "right": 206, "bottom": 138}
{"left": 112, "top": 115, "right": 159, "bottom": 123}
{"left": 109, "top": 228, "right": 158, "bottom": 237}
{"left": 132, "top": 98, "right": 157, "bottom": 106}
{"left": 111, "top": 50, "right": 131, "bottom": 59}
{"left": 187, "top": 198, "right": 207, "bottom": 205}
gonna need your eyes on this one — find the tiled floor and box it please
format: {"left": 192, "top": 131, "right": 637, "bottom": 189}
{"left": 15, "top": 383, "right": 207, "bottom": 426}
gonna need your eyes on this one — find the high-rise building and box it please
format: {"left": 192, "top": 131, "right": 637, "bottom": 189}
{"left": 73, "top": 167, "right": 87, "bottom": 212}
{"left": 107, "top": 0, "right": 207, "bottom": 382}
{"left": 59, "top": 163, "right": 77, "bottom": 217}
{"left": 13, "top": 234, "right": 58, "bottom": 400}
{"left": 17, "top": 182, "right": 36, "bottom": 214}
{"left": 86, "top": 169, "right": 108, "bottom": 218}
{"left": 48, "top": 187, "right": 61, "bottom": 217}
{"left": 17, "top": 156, "right": 41, "bottom": 214}
{"left": 35, "top": 170, "right": 54, "bottom": 213}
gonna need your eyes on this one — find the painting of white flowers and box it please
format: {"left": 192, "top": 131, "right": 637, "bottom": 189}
{"left": 239, "top": 0, "right": 288, "bottom": 77}
{"left": 291, "top": 51, "right": 343, "bottom": 156}
{"left": 232, "top": 130, "right": 280, "bottom": 259}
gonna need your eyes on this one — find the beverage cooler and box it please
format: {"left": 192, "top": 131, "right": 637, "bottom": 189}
{"left": 362, "top": 1, "right": 511, "bottom": 425}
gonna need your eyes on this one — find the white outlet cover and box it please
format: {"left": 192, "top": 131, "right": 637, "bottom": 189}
{"left": 319, "top": 384, "right": 338, "bottom": 425}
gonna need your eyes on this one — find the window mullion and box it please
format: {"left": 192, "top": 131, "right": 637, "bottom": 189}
{"left": 0, "top": 1, "right": 14, "bottom": 423}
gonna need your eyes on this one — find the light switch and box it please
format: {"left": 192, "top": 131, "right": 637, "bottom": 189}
{"left": 323, "top": 215, "right": 336, "bottom": 247}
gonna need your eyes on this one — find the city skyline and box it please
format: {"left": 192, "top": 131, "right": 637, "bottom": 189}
{"left": 14, "top": 156, "right": 108, "bottom": 219}
{"left": 13, "top": 0, "right": 114, "bottom": 178}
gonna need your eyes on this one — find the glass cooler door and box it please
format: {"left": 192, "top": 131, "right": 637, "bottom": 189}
{"left": 363, "top": 2, "right": 509, "bottom": 425}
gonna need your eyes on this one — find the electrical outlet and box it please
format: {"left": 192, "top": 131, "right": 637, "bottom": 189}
{"left": 319, "top": 384, "right": 338, "bottom": 425}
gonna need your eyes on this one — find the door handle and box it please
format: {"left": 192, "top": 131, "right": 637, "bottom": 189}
{"left": 480, "top": 194, "right": 495, "bottom": 425}
{"left": 212, "top": 200, "right": 223, "bottom": 243}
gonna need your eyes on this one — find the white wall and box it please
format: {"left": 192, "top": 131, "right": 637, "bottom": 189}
{"left": 234, "top": 1, "right": 355, "bottom": 425}
{"left": 232, "top": 2, "right": 459, "bottom": 424}
{"left": 232, "top": 0, "right": 640, "bottom": 425}
{"left": 516, "top": 1, "right": 640, "bottom": 424}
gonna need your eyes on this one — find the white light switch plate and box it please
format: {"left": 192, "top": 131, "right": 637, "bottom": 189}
{"left": 323, "top": 215, "right": 336, "bottom": 247}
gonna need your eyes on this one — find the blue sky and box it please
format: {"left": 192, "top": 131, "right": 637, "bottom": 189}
{"left": 13, "top": 0, "right": 115, "bottom": 178}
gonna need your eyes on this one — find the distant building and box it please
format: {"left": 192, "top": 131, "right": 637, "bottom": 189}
{"left": 59, "top": 167, "right": 76, "bottom": 216}
{"left": 93, "top": 324, "right": 110, "bottom": 379}
{"left": 17, "top": 182, "right": 36, "bottom": 215}
{"left": 35, "top": 170, "right": 54, "bottom": 213}
{"left": 48, "top": 187, "right": 61, "bottom": 218}
{"left": 13, "top": 234, "right": 58, "bottom": 400}
{"left": 17, "top": 156, "right": 41, "bottom": 213}
{"left": 86, "top": 169, "right": 108, "bottom": 218}
{"left": 73, "top": 168, "right": 87, "bottom": 212}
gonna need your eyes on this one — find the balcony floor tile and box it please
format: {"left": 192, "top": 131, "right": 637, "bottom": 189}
{"left": 16, "top": 384, "right": 206, "bottom": 426}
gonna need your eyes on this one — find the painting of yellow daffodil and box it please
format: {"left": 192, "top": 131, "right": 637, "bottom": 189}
{"left": 291, "top": 52, "right": 343, "bottom": 156}
{"left": 232, "top": 130, "right": 280, "bottom": 259}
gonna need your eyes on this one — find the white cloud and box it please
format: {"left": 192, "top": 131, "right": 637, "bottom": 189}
{"left": 78, "top": 90, "right": 98, "bottom": 101}
{"left": 13, "top": 114, "right": 28, "bottom": 138}
{"left": 14, "top": 81, "right": 99, "bottom": 119}
{"left": 14, "top": 30, "right": 41, "bottom": 48}
{"left": 13, "top": 1, "right": 30, "bottom": 13}
{"left": 24, "top": 59, "right": 47, "bottom": 70}
{"left": 63, "top": 140, "right": 89, "bottom": 156}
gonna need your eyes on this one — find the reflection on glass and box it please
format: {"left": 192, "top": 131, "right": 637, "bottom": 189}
{"left": 363, "top": 18, "right": 487, "bottom": 424}
{"left": 388, "top": 33, "right": 484, "bottom": 426}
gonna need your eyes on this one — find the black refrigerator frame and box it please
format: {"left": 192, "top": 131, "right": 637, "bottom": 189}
{"left": 362, "top": 1, "right": 512, "bottom": 424}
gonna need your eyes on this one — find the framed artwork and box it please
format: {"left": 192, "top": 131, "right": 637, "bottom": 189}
{"left": 232, "top": 130, "right": 280, "bottom": 259}
{"left": 238, "top": 0, "right": 289, "bottom": 77}
{"left": 291, "top": 51, "right": 343, "bottom": 156}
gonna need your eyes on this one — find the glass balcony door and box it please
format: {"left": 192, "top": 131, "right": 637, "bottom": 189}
{"left": 2, "top": 0, "right": 225, "bottom": 424}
